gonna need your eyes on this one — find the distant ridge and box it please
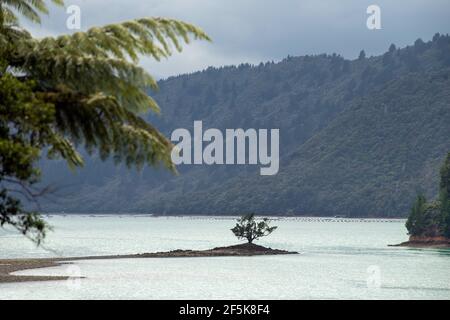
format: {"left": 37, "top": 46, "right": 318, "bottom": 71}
{"left": 40, "top": 34, "right": 450, "bottom": 217}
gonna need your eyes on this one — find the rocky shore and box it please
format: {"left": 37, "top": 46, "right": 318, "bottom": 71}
{"left": 0, "top": 243, "right": 298, "bottom": 283}
{"left": 390, "top": 236, "right": 450, "bottom": 248}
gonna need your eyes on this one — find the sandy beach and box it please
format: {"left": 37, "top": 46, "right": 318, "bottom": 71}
{"left": 0, "top": 243, "right": 298, "bottom": 283}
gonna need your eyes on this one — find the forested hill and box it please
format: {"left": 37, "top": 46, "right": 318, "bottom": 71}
{"left": 41, "top": 33, "right": 450, "bottom": 217}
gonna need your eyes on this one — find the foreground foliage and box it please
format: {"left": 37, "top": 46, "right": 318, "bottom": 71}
{"left": 0, "top": 0, "right": 209, "bottom": 243}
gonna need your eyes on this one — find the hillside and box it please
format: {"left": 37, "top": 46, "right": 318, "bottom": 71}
{"left": 40, "top": 34, "right": 450, "bottom": 217}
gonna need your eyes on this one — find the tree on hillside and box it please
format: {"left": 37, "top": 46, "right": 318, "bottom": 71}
{"left": 406, "top": 153, "right": 450, "bottom": 238}
{"left": 405, "top": 194, "right": 427, "bottom": 236}
{"left": 358, "top": 50, "right": 366, "bottom": 60}
{"left": 0, "top": 0, "right": 210, "bottom": 243}
{"left": 389, "top": 44, "right": 397, "bottom": 53}
{"left": 231, "top": 214, "right": 277, "bottom": 244}
{"left": 439, "top": 153, "right": 450, "bottom": 237}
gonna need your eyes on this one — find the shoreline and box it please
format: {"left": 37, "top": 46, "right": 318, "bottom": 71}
{"left": 0, "top": 243, "right": 298, "bottom": 284}
{"left": 43, "top": 214, "right": 407, "bottom": 220}
{"left": 389, "top": 240, "right": 450, "bottom": 248}
{"left": 0, "top": 259, "right": 70, "bottom": 283}
{"left": 389, "top": 236, "right": 450, "bottom": 248}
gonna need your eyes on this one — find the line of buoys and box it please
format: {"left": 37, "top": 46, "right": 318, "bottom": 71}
{"left": 277, "top": 217, "right": 404, "bottom": 223}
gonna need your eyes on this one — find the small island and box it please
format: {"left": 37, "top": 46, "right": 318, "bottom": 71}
{"left": 0, "top": 243, "right": 298, "bottom": 283}
{"left": 393, "top": 152, "right": 450, "bottom": 248}
{"left": 0, "top": 215, "right": 297, "bottom": 283}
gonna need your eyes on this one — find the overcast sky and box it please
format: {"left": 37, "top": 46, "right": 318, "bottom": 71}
{"left": 25, "top": 0, "right": 450, "bottom": 79}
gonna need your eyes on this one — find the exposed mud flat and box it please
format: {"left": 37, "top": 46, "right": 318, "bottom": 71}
{"left": 0, "top": 243, "right": 298, "bottom": 283}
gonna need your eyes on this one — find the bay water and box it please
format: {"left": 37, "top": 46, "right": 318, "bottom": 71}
{"left": 0, "top": 215, "right": 449, "bottom": 299}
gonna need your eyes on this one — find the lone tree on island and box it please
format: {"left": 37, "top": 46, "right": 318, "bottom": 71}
{"left": 231, "top": 214, "right": 277, "bottom": 244}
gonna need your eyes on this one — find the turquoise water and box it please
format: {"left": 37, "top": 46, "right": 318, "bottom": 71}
{"left": 0, "top": 215, "right": 449, "bottom": 300}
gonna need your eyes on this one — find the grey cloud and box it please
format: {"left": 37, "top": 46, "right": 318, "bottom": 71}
{"left": 23, "top": 0, "right": 450, "bottom": 78}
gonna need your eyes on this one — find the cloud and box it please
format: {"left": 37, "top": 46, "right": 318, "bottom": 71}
{"left": 22, "top": 0, "right": 450, "bottom": 78}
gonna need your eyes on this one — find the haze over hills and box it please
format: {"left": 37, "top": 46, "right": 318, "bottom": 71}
{"left": 40, "top": 33, "right": 450, "bottom": 217}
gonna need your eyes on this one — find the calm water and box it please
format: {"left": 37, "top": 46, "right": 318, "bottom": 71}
{"left": 0, "top": 215, "right": 449, "bottom": 300}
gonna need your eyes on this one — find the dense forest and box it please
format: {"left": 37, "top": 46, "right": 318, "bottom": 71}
{"left": 406, "top": 153, "right": 450, "bottom": 238}
{"left": 40, "top": 34, "right": 450, "bottom": 217}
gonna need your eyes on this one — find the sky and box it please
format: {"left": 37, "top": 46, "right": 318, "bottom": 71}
{"left": 24, "top": 0, "right": 450, "bottom": 79}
